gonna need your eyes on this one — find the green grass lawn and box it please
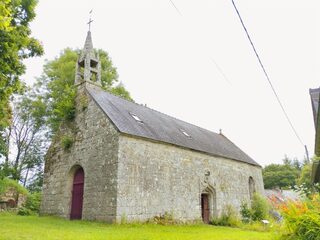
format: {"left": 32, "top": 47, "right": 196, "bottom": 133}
{"left": 0, "top": 213, "right": 275, "bottom": 240}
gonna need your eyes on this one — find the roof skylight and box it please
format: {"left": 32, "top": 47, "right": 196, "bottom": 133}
{"left": 130, "top": 113, "right": 143, "bottom": 123}
{"left": 180, "top": 129, "right": 191, "bottom": 138}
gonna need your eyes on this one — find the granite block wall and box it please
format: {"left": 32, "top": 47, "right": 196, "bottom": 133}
{"left": 40, "top": 85, "right": 119, "bottom": 222}
{"left": 116, "top": 135, "right": 264, "bottom": 222}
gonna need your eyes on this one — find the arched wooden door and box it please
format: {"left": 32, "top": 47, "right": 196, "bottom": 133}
{"left": 70, "top": 167, "right": 84, "bottom": 220}
{"left": 201, "top": 194, "right": 210, "bottom": 224}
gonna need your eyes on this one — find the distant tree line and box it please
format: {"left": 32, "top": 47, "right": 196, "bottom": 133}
{"left": 263, "top": 155, "right": 315, "bottom": 192}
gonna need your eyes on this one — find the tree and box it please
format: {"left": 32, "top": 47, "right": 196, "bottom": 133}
{"left": 282, "top": 155, "right": 302, "bottom": 171}
{"left": 263, "top": 163, "right": 300, "bottom": 189}
{"left": 295, "top": 157, "right": 320, "bottom": 196}
{"left": 26, "top": 169, "right": 43, "bottom": 192}
{"left": 0, "top": 0, "right": 12, "bottom": 31}
{"left": 36, "top": 48, "right": 132, "bottom": 134}
{"left": 0, "top": 0, "right": 43, "bottom": 157}
{"left": 1, "top": 47, "right": 132, "bottom": 191}
{"left": 0, "top": 89, "right": 48, "bottom": 184}
{"left": 297, "top": 163, "right": 312, "bottom": 189}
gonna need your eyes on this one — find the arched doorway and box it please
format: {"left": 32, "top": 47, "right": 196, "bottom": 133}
{"left": 201, "top": 186, "right": 216, "bottom": 224}
{"left": 7, "top": 199, "right": 16, "bottom": 208}
{"left": 201, "top": 193, "right": 210, "bottom": 223}
{"left": 70, "top": 167, "right": 84, "bottom": 220}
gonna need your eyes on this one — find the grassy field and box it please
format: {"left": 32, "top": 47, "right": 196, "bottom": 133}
{"left": 0, "top": 213, "right": 275, "bottom": 240}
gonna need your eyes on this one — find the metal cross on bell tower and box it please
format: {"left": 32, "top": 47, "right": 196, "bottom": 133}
{"left": 87, "top": 10, "right": 93, "bottom": 31}
{"left": 74, "top": 9, "right": 101, "bottom": 87}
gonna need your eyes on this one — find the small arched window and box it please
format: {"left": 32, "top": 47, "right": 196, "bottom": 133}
{"left": 249, "top": 177, "right": 255, "bottom": 200}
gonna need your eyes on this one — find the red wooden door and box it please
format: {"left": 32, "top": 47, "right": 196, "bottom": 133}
{"left": 70, "top": 168, "right": 84, "bottom": 220}
{"left": 201, "top": 194, "right": 210, "bottom": 224}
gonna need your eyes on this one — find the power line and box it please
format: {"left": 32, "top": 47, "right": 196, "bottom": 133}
{"left": 210, "top": 58, "right": 232, "bottom": 85}
{"left": 168, "top": 0, "right": 231, "bottom": 85}
{"left": 169, "top": 0, "right": 182, "bottom": 16}
{"left": 230, "top": 0, "right": 304, "bottom": 147}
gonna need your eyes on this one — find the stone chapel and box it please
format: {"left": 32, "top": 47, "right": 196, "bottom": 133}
{"left": 40, "top": 31, "right": 264, "bottom": 223}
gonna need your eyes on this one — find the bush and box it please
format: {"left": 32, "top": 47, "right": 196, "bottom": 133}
{"left": 24, "top": 192, "right": 42, "bottom": 213}
{"left": 251, "top": 193, "right": 269, "bottom": 221}
{"left": 17, "top": 207, "right": 32, "bottom": 216}
{"left": 278, "top": 194, "right": 320, "bottom": 239}
{"left": 240, "top": 193, "right": 269, "bottom": 223}
{"left": 240, "top": 202, "right": 252, "bottom": 223}
{"left": 17, "top": 192, "right": 42, "bottom": 216}
{"left": 211, "top": 205, "right": 240, "bottom": 227}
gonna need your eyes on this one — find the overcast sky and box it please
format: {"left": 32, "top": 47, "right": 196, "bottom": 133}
{"left": 23, "top": 0, "right": 320, "bottom": 166}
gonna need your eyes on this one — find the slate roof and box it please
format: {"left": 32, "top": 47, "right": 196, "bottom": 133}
{"left": 86, "top": 85, "right": 260, "bottom": 166}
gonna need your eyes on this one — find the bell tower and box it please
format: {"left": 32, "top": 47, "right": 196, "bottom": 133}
{"left": 75, "top": 31, "right": 101, "bottom": 86}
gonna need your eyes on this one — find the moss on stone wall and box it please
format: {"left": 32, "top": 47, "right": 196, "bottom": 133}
{"left": 61, "top": 135, "right": 74, "bottom": 150}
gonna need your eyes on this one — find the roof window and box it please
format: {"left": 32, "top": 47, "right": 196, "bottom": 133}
{"left": 130, "top": 113, "right": 143, "bottom": 123}
{"left": 180, "top": 129, "right": 191, "bottom": 138}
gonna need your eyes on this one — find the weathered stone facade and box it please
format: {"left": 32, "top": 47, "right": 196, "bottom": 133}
{"left": 116, "top": 135, "right": 263, "bottom": 222}
{"left": 41, "top": 86, "right": 120, "bottom": 221}
{"left": 41, "top": 87, "right": 264, "bottom": 222}
{"left": 40, "top": 31, "right": 264, "bottom": 222}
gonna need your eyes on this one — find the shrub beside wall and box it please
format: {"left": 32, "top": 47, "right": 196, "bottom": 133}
{"left": 240, "top": 193, "right": 269, "bottom": 223}
{"left": 18, "top": 192, "right": 42, "bottom": 216}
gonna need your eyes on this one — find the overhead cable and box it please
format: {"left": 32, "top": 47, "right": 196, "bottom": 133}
{"left": 231, "top": 0, "right": 304, "bottom": 147}
{"left": 168, "top": 0, "right": 231, "bottom": 85}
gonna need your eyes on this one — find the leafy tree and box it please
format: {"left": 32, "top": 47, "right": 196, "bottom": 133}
{"left": 1, "top": 48, "right": 132, "bottom": 191}
{"left": 0, "top": 89, "right": 48, "bottom": 184}
{"left": 294, "top": 156, "right": 320, "bottom": 197}
{"left": 26, "top": 169, "right": 43, "bottom": 192}
{"left": 263, "top": 163, "right": 300, "bottom": 189}
{"left": 0, "top": 0, "right": 12, "bottom": 31}
{"left": 36, "top": 48, "right": 132, "bottom": 134}
{"left": 298, "top": 163, "right": 312, "bottom": 189}
{"left": 0, "top": 0, "right": 43, "bottom": 157}
{"left": 283, "top": 155, "right": 302, "bottom": 171}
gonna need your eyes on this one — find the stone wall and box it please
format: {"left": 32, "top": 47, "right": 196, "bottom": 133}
{"left": 0, "top": 187, "right": 27, "bottom": 209}
{"left": 40, "top": 84, "right": 120, "bottom": 221}
{"left": 116, "top": 135, "right": 264, "bottom": 222}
